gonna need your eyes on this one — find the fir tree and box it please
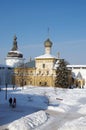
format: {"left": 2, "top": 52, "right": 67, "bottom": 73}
{"left": 55, "top": 59, "right": 70, "bottom": 88}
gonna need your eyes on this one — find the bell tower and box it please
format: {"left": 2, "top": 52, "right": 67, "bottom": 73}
{"left": 5, "top": 35, "right": 25, "bottom": 67}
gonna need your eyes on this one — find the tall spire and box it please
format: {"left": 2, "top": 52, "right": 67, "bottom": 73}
{"left": 11, "top": 35, "right": 18, "bottom": 51}
{"left": 48, "top": 27, "right": 50, "bottom": 38}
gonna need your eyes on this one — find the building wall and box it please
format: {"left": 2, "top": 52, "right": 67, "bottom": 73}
{"left": 6, "top": 57, "right": 24, "bottom": 67}
{"left": 36, "top": 60, "right": 55, "bottom": 75}
{"left": 14, "top": 58, "right": 56, "bottom": 87}
{"left": 68, "top": 65, "right": 86, "bottom": 88}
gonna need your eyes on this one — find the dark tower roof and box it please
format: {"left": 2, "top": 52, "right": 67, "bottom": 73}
{"left": 7, "top": 35, "right": 23, "bottom": 58}
{"left": 11, "top": 35, "right": 18, "bottom": 51}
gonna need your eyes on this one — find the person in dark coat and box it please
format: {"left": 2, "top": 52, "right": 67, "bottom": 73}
{"left": 13, "top": 97, "right": 16, "bottom": 108}
{"left": 9, "top": 97, "right": 12, "bottom": 106}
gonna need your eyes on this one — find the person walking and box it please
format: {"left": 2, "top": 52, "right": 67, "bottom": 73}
{"left": 9, "top": 97, "right": 12, "bottom": 106}
{"left": 13, "top": 97, "right": 16, "bottom": 108}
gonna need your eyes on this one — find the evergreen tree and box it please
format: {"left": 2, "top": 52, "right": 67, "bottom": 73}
{"left": 55, "top": 59, "right": 70, "bottom": 88}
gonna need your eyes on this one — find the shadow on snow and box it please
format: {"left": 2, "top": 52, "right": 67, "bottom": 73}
{"left": 0, "top": 92, "right": 48, "bottom": 126}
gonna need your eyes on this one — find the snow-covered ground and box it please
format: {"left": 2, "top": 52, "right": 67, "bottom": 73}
{"left": 0, "top": 86, "right": 86, "bottom": 130}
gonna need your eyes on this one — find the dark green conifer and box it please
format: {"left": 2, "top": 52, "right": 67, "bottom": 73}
{"left": 55, "top": 59, "right": 70, "bottom": 88}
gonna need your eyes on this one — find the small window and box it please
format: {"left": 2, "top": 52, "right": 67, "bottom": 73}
{"left": 30, "top": 71, "right": 33, "bottom": 75}
{"left": 43, "top": 64, "right": 45, "bottom": 68}
{"left": 39, "top": 71, "right": 41, "bottom": 74}
{"left": 47, "top": 71, "right": 49, "bottom": 75}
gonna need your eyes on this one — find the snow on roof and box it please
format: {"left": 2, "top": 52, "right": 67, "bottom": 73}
{"left": 35, "top": 54, "right": 57, "bottom": 59}
{"left": 54, "top": 59, "right": 60, "bottom": 69}
{"left": 67, "top": 65, "right": 86, "bottom": 68}
{"left": 9, "top": 50, "right": 23, "bottom": 54}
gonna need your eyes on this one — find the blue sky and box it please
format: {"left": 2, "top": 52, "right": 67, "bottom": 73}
{"left": 0, "top": 0, "right": 86, "bottom": 64}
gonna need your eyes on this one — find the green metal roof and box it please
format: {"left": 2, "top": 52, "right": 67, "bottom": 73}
{"left": 25, "top": 60, "right": 35, "bottom": 68}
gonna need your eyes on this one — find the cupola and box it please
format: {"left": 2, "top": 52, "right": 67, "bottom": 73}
{"left": 44, "top": 38, "right": 52, "bottom": 48}
{"left": 44, "top": 38, "right": 53, "bottom": 54}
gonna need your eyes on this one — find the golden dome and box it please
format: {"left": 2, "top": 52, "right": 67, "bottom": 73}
{"left": 44, "top": 38, "right": 53, "bottom": 47}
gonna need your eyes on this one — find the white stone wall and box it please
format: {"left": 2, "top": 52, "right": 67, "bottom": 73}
{"left": 6, "top": 57, "right": 24, "bottom": 67}
{"left": 36, "top": 59, "right": 54, "bottom": 75}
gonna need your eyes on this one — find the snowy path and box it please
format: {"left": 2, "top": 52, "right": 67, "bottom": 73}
{"left": 37, "top": 110, "right": 84, "bottom": 130}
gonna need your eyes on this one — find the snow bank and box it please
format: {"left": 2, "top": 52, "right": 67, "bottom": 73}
{"left": 48, "top": 103, "right": 70, "bottom": 113}
{"left": 48, "top": 106, "right": 65, "bottom": 112}
{"left": 8, "top": 110, "right": 48, "bottom": 130}
{"left": 78, "top": 104, "right": 86, "bottom": 114}
{"left": 59, "top": 116, "right": 86, "bottom": 130}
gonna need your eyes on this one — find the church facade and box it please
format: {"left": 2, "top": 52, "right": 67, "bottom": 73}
{"left": 13, "top": 38, "right": 57, "bottom": 87}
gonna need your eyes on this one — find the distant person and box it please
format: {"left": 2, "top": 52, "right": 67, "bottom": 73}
{"left": 13, "top": 85, "right": 15, "bottom": 90}
{"left": 12, "top": 97, "right": 16, "bottom": 108}
{"left": 9, "top": 97, "right": 12, "bottom": 106}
